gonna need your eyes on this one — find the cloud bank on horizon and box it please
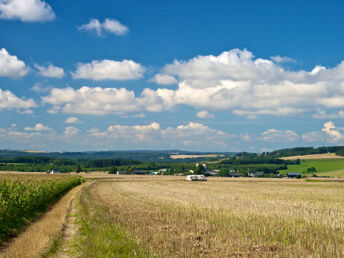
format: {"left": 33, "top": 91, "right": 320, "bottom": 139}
{"left": 0, "top": 0, "right": 343, "bottom": 152}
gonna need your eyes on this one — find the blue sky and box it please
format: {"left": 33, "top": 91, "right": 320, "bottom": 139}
{"left": 1, "top": 0, "right": 344, "bottom": 152}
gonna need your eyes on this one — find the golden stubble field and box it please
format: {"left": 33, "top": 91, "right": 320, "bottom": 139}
{"left": 78, "top": 175, "right": 344, "bottom": 257}
{"left": 280, "top": 153, "right": 344, "bottom": 160}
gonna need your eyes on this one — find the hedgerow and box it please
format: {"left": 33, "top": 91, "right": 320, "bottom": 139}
{"left": 0, "top": 175, "right": 83, "bottom": 242}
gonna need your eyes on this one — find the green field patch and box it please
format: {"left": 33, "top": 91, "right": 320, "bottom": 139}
{"left": 319, "top": 169, "right": 344, "bottom": 177}
{"left": 280, "top": 159, "right": 344, "bottom": 177}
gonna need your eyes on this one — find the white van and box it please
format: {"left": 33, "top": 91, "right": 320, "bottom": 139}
{"left": 186, "top": 175, "right": 207, "bottom": 181}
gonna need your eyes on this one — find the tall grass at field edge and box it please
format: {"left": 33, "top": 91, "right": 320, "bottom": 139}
{"left": 73, "top": 184, "right": 153, "bottom": 258}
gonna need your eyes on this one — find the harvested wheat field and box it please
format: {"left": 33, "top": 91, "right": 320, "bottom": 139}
{"left": 170, "top": 154, "right": 224, "bottom": 159}
{"left": 72, "top": 176, "right": 344, "bottom": 257}
{"left": 280, "top": 153, "right": 344, "bottom": 160}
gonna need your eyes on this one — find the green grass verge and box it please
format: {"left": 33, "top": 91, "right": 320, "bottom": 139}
{"left": 73, "top": 185, "right": 152, "bottom": 257}
{"left": 279, "top": 159, "right": 344, "bottom": 177}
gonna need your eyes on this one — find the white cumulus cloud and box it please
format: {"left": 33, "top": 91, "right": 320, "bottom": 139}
{"left": 150, "top": 74, "right": 178, "bottom": 85}
{"left": 42, "top": 49, "right": 344, "bottom": 118}
{"left": 132, "top": 113, "right": 146, "bottom": 118}
{"left": 150, "top": 48, "right": 344, "bottom": 117}
{"left": 0, "top": 0, "right": 55, "bottom": 22}
{"left": 0, "top": 48, "right": 28, "bottom": 78}
{"left": 302, "top": 131, "right": 327, "bottom": 143}
{"left": 260, "top": 128, "right": 299, "bottom": 142}
{"left": 270, "top": 55, "right": 295, "bottom": 63}
{"left": 30, "top": 82, "right": 53, "bottom": 93}
{"left": 42, "top": 86, "right": 141, "bottom": 115}
{"left": 0, "top": 89, "right": 36, "bottom": 112}
{"left": 24, "top": 123, "right": 52, "bottom": 132}
{"left": 90, "top": 122, "right": 160, "bottom": 142}
{"left": 35, "top": 63, "right": 64, "bottom": 78}
{"left": 78, "top": 18, "right": 128, "bottom": 37}
{"left": 196, "top": 110, "right": 214, "bottom": 119}
{"left": 64, "top": 126, "right": 79, "bottom": 137}
{"left": 313, "top": 110, "right": 344, "bottom": 119}
{"left": 302, "top": 121, "right": 344, "bottom": 143}
{"left": 71, "top": 59, "right": 144, "bottom": 80}
{"left": 42, "top": 86, "right": 178, "bottom": 115}
{"left": 89, "top": 121, "right": 236, "bottom": 149}
{"left": 64, "top": 117, "right": 80, "bottom": 124}
{"left": 322, "top": 121, "right": 343, "bottom": 142}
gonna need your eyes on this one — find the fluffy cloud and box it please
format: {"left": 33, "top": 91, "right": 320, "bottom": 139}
{"left": 24, "top": 123, "right": 52, "bottom": 132}
{"left": 0, "top": 124, "right": 83, "bottom": 150}
{"left": 132, "top": 113, "right": 146, "bottom": 118}
{"left": 42, "top": 86, "right": 174, "bottom": 115}
{"left": 162, "top": 122, "right": 232, "bottom": 148}
{"left": 150, "top": 48, "right": 344, "bottom": 117}
{"left": 302, "top": 121, "right": 344, "bottom": 143}
{"left": 150, "top": 74, "right": 178, "bottom": 85}
{"left": 42, "top": 49, "right": 344, "bottom": 117}
{"left": 35, "top": 63, "right": 64, "bottom": 78}
{"left": 30, "top": 83, "right": 53, "bottom": 93}
{"left": 159, "top": 49, "right": 285, "bottom": 82}
{"left": 312, "top": 110, "right": 344, "bottom": 119}
{"left": 42, "top": 87, "right": 140, "bottom": 114}
{"left": 78, "top": 18, "right": 128, "bottom": 37}
{"left": 64, "top": 117, "right": 80, "bottom": 124}
{"left": 1, "top": 119, "right": 341, "bottom": 151}
{"left": 322, "top": 121, "right": 343, "bottom": 142}
{"left": 0, "top": 48, "right": 28, "bottom": 78}
{"left": 0, "top": 125, "right": 80, "bottom": 150}
{"left": 0, "top": 89, "right": 36, "bottom": 112}
{"left": 4, "top": 129, "right": 55, "bottom": 141}
{"left": 71, "top": 59, "right": 144, "bottom": 80}
{"left": 91, "top": 122, "right": 160, "bottom": 142}
{"left": 89, "top": 121, "right": 237, "bottom": 149}
{"left": 64, "top": 126, "right": 79, "bottom": 137}
{"left": 0, "top": 121, "right": 242, "bottom": 151}
{"left": 270, "top": 55, "right": 295, "bottom": 63}
{"left": 196, "top": 110, "right": 213, "bottom": 119}
{"left": 0, "top": 0, "right": 55, "bottom": 22}
{"left": 301, "top": 131, "right": 327, "bottom": 143}
{"left": 260, "top": 128, "right": 299, "bottom": 142}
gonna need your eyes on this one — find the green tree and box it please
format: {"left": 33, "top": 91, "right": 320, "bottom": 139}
{"left": 75, "top": 164, "right": 82, "bottom": 173}
{"left": 219, "top": 168, "right": 229, "bottom": 177}
{"left": 108, "top": 166, "right": 118, "bottom": 174}
{"left": 175, "top": 167, "right": 184, "bottom": 174}
{"left": 307, "top": 167, "right": 316, "bottom": 173}
{"left": 195, "top": 164, "right": 206, "bottom": 175}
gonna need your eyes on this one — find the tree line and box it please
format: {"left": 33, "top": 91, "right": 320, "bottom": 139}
{"left": 266, "top": 146, "right": 344, "bottom": 157}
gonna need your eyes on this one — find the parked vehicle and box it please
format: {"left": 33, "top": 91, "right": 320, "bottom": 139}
{"left": 186, "top": 175, "right": 207, "bottom": 181}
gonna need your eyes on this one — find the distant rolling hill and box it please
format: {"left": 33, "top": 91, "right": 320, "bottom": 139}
{"left": 0, "top": 149, "right": 234, "bottom": 163}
